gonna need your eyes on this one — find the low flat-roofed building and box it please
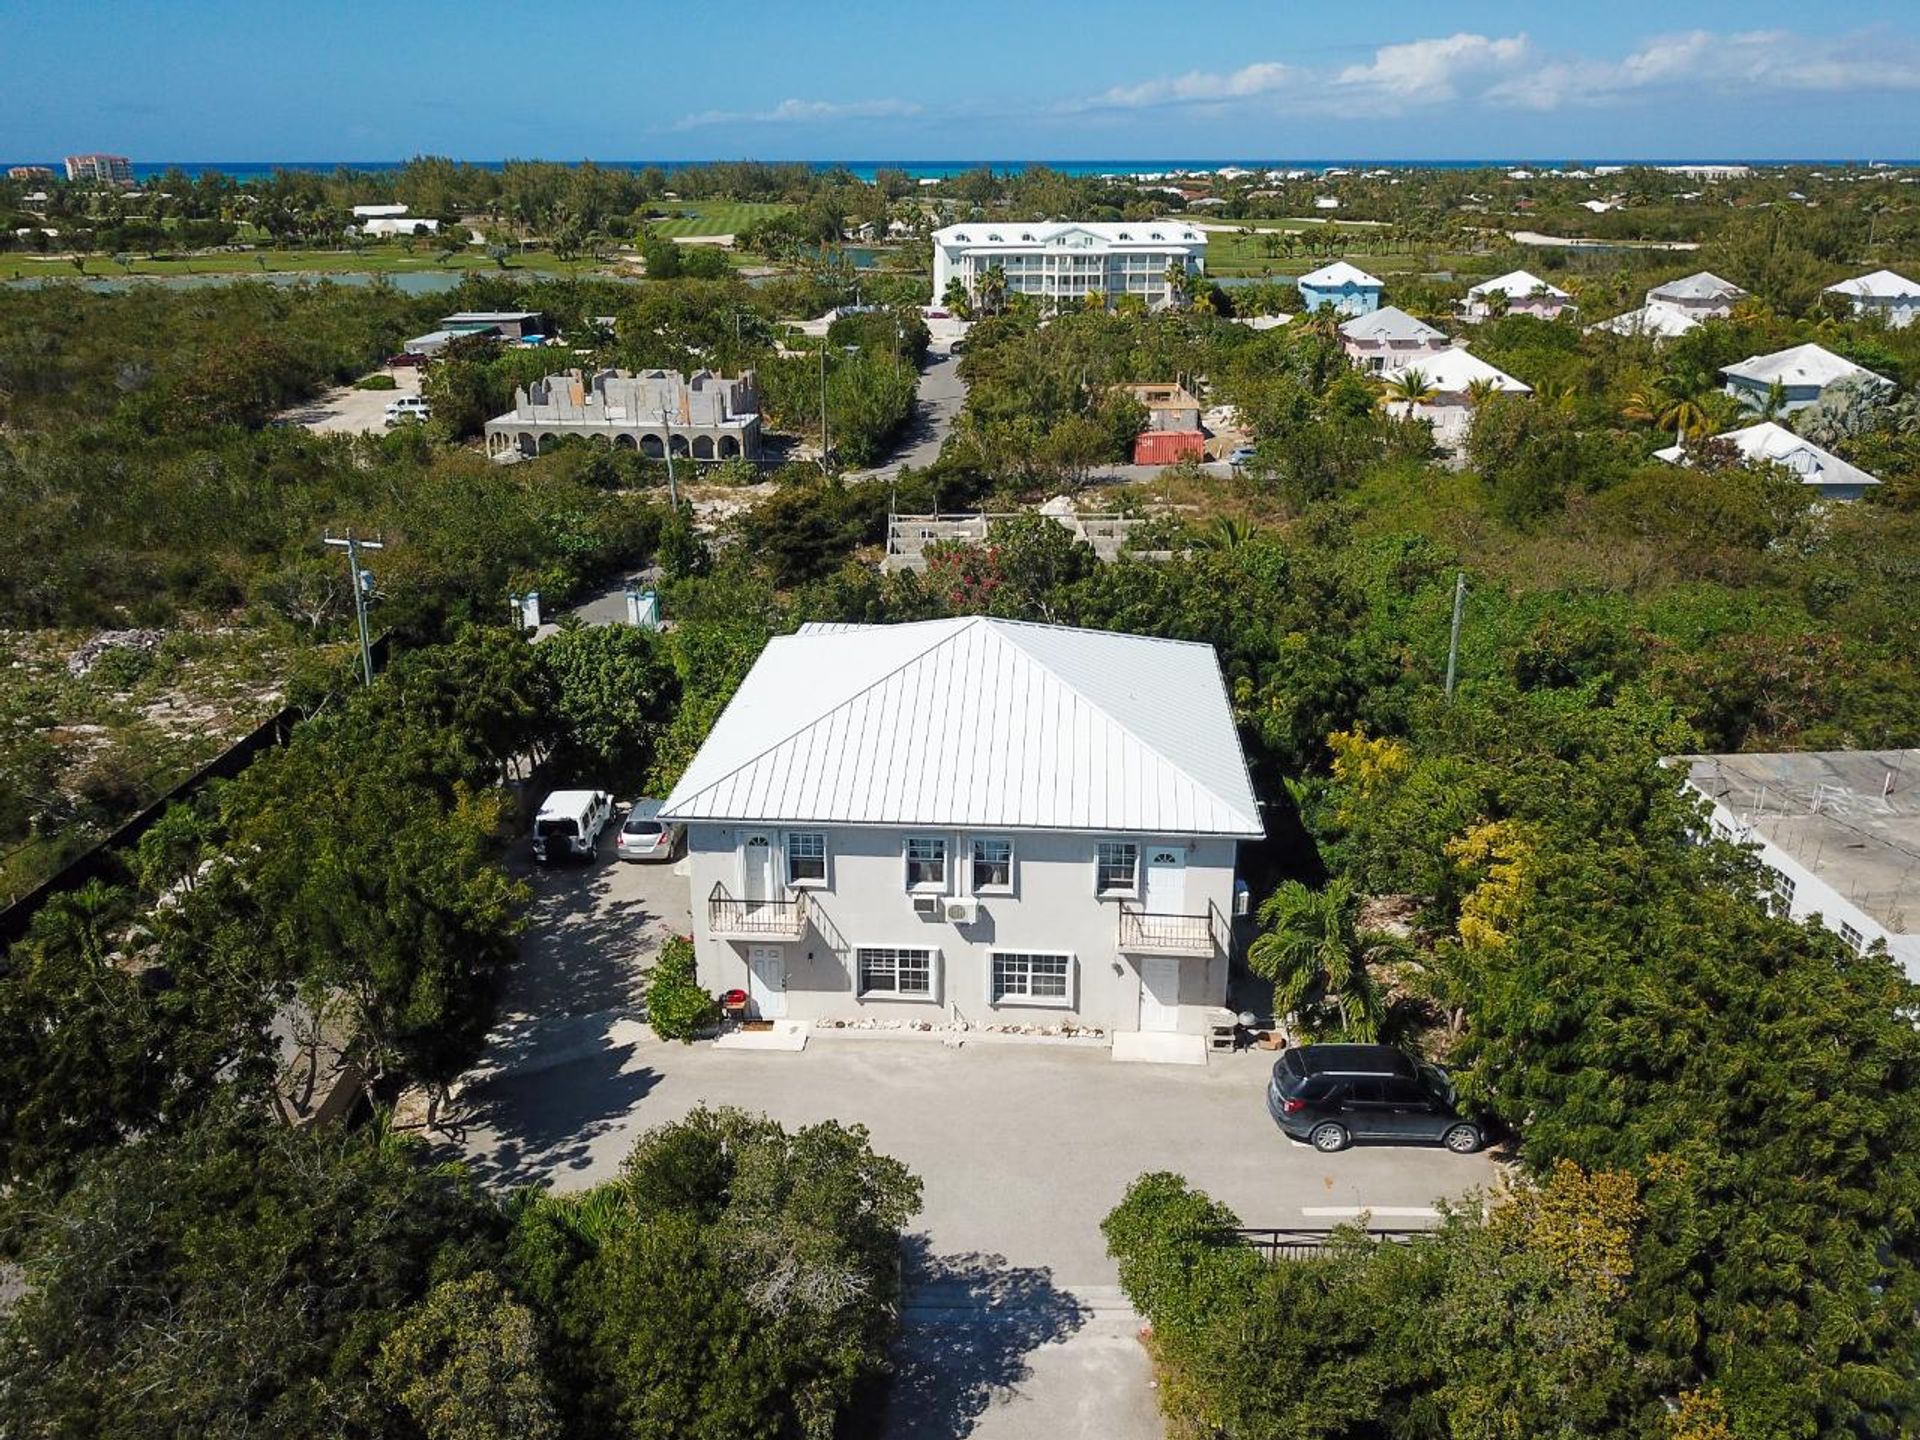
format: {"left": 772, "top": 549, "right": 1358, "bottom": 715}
{"left": 484, "top": 367, "right": 761, "bottom": 463}
{"left": 1676, "top": 748, "right": 1920, "bottom": 980}
{"left": 440, "top": 309, "right": 548, "bottom": 341}
{"left": 1112, "top": 382, "right": 1202, "bottom": 432}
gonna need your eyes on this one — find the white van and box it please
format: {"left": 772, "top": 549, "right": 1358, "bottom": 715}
{"left": 531, "top": 789, "right": 612, "bottom": 863}
{"left": 385, "top": 395, "right": 432, "bottom": 424}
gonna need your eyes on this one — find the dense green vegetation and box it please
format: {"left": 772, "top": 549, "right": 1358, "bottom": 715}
{"left": 0, "top": 1105, "right": 918, "bottom": 1440}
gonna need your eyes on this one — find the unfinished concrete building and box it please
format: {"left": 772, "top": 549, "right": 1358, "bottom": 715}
{"left": 484, "top": 368, "right": 762, "bottom": 462}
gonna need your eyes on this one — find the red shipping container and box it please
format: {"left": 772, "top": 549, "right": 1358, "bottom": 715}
{"left": 1132, "top": 429, "right": 1206, "bottom": 465}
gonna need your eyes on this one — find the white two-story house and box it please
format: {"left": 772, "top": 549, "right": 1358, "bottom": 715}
{"left": 660, "top": 617, "right": 1265, "bottom": 1046}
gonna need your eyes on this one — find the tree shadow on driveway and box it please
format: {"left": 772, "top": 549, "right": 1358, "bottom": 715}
{"left": 444, "top": 1038, "right": 659, "bottom": 1188}
{"left": 880, "top": 1237, "right": 1091, "bottom": 1439}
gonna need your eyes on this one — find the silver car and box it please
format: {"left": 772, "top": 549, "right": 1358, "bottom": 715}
{"left": 616, "top": 799, "right": 683, "bottom": 862}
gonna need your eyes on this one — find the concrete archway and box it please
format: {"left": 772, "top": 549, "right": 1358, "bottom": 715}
{"left": 693, "top": 436, "right": 715, "bottom": 460}
{"left": 669, "top": 434, "right": 691, "bottom": 458}
{"left": 719, "top": 436, "right": 741, "bottom": 459}
{"left": 615, "top": 433, "right": 637, "bottom": 450}
{"left": 537, "top": 433, "right": 557, "bottom": 454}
{"left": 517, "top": 432, "right": 536, "bottom": 456}
{"left": 640, "top": 433, "right": 664, "bottom": 459}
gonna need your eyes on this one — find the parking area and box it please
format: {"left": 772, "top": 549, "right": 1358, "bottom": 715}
{"left": 444, "top": 828, "right": 1497, "bottom": 1438}
{"left": 276, "top": 365, "right": 422, "bottom": 435}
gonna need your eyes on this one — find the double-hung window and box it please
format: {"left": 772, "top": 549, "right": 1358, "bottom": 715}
{"left": 786, "top": 831, "right": 827, "bottom": 886}
{"left": 858, "top": 946, "right": 935, "bottom": 999}
{"left": 1837, "top": 922, "right": 1864, "bottom": 955}
{"left": 971, "top": 837, "right": 1013, "bottom": 893}
{"left": 991, "top": 951, "right": 1072, "bottom": 1006}
{"left": 1096, "top": 840, "right": 1139, "bottom": 896}
{"left": 905, "top": 836, "right": 947, "bottom": 891}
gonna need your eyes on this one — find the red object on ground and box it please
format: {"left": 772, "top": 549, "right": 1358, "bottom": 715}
{"left": 720, "top": 988, "right": 750, "bottom": 1012}
{"left": 1133, "top": 429, "right": 1206, "bottom": 465}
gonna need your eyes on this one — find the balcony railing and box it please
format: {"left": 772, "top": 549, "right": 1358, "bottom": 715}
{"left": 708, "top": 883, "right": 807, "bottom": 940}
{"left": 1117, "top": 905, "right": 1220, "bottom": 957}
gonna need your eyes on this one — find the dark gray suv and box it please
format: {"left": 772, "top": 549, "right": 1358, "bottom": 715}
{"left": 1265, "top": 1043, "right": 1485, "bottom": 1154}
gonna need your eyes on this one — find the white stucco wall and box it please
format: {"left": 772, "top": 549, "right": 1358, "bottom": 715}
{"left": 686, "top": 823, "right": 1241, "bottom": 1033}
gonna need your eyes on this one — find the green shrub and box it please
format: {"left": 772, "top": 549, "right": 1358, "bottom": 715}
{"left": 354, "top": 372, "right": 399, "bottom": 390}
{"left": 646, "top": 935, "right": 716, "bottom": 1041}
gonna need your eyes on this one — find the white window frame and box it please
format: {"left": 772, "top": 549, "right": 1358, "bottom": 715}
{"left": 969, "top": 836, "right": 1015, "bottom": 895}
{"left": 1766, "top": 866, "right": 1796, "bottom": 918}
{"left": 989, "top": 950, "right": 1075, "bottom": 1009}
{"left": 785, "top": 830, "right": 828, "bottom": 888}
{"left": 856, "top": 944, "right": 940, "bottom": 1002}
{"left": 905, "top": 835, "right": 948, "bottom": 893}
{"left": 1837, "top": 921, "right": 1864, "bottom": 955}
{"left": 1096, "top": 840, "right": 1140, "bottom": 897}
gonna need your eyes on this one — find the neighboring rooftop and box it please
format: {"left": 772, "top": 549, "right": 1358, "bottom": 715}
{"left": 1825, "top": 268, "right": 1920, "bottom": 299}
{"left": 1648, "top": 270, "right": 1747, "bottom": 303}
{"left": 1299, "top": 261, "right": 1384, "bottom": 289}
{"left": 1654, "top": 421, "right": 1880, "bottom": 495}
{"left": 1590, "top": 303, "right": 1702, "bottom": 339}
{"left": 932, "top": 221, "right": 1205, "bottom": 249}
{"left": 1721, "top": 342, "right": 1890, "bottom": 390}
{"left": 1678, "top": 749, "right": 1920, "bottom": 937}
{"left": 1339, "top": 306, "right": 1447, "bottom": 343}
{"left": 1383, "top": 347, "right": 1530, "bottom": 395}
{"left": 660, "top": 617, "right": 1263, "bottom": 837}
{"left": 1466, "top": 269, "right": 1570, "bottom": 300}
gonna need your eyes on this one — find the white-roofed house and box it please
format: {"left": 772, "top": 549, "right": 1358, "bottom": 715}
{"left": 1588, "top": 303, "right": 1701, "bottom": 341}
{"left": 1653, "top": 421, "right": 1881, "bottom": 502}
{"left": 1463, "top": 269, "right": 1573, "bottom": 322}
{"left": 1825, "top": 269, "right": 1920, "bottom": 328}
{"left": 660, "top": 617, "right": 1264, "bottom": 1050}
{"left": 1379, "top": 348, "right": 1530, "bottom": 450}
{"left": 1338, "top": 306, "right": 1450, "bottom": 373}
{"left": 1720, "top": 343, "right": 1891, "bottom": 415}
{"left": 1298, "top": 261, "right": 1385, "bottom": 315}
{"left": 1644, "top": 270, "right": 1747, "bottom": 318}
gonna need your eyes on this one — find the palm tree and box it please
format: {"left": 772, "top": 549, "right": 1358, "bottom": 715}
{"left": 1378, "top": 367, "right": 1438, "bottom": 417}
{"left": 1657, "top": 390, "right": 1714, "bottom": 442}
{"left": 1162, "top": 259, "right": 1190, "bottom": 308}
{"left": 975, "top": 264, "right": 1007, "bottom": 316}
{"left": 1463, "top": 376, "right": 1503, "bottom": 410}
{"left": 1246, "top": 879, "right": 1395, "bottom": 1041}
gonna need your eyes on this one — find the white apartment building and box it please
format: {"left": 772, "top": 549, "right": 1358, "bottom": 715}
{"left": 931, "top": 221, "right": 1207, "bottom": 310}
{"left": 661, "top": 618, "right": 1264, "bottom": 1055}
{"left": 1677, "top": 750, "right": 1919, "bottom": 982}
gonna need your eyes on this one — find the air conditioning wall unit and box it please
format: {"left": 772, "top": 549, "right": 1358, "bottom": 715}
{"left": 912, "top": 895, "right": 941, "bottom": 916}
{"left": 945, "top": 898, "right": 980, "bottom": 924}
{"left": 1233, "top": 880, "right": 1252, "bottom": 918}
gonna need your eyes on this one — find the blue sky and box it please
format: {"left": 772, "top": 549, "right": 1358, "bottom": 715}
{"left": 6, "top": 0, "right": 1920, "bottom": 162}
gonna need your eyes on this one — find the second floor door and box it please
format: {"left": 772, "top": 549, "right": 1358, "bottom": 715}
{"left": 1143, "top": 846, "right": 1187, "bottom": 915}
{"left": 742, "top": 833, "right": 775, "bottom": 903}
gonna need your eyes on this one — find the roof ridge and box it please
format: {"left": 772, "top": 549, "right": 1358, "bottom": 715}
{"left": 990, "top": 623, "right": 1259, "bottom": 830}
{"left": 663, "top": 617, "right": 982, "bottom": 817}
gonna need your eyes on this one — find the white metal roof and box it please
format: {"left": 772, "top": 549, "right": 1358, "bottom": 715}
{"left": 932, "top": 221, "right": 1205, "bottom": 250}
{"left": 1825, "top": 268, "right": 1920, "bottom": 299}
{"left": 1339, "top": 306, "right": 1446, "bottom": 343}
{"left": 1589, "top": 303, "right": 1701, "bottom": 338}
{"left": 1467, "top": 268, "right": 1569, "bottom": 300}
{"left": 1653, "top": 421, "right": 1880, "bottom": 493}
{"left": 660, "top": 617, "right": 1263, "bottom": 836}
{"left": 1647, "top": 271, "right": 1746, "bottom": 302}
{"left": 1721, "top": 343, "right": 1889, "bottom": 390}
{"left": 1299, "top": 261, "right": 1384, "bottom": 289}
{"left": 1382, "top": 347, "right": 1530, "bottom": 395}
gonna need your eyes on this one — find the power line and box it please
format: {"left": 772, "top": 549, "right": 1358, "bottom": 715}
{"left": 323, "top": 530, "right": 384, "bottom": 686}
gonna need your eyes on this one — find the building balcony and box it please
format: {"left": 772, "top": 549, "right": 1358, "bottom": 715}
{"left": 1117, "top": 905, "right": 1220, "bottom": 957}
{"left": 708, "top": 884, "right": 807, "bottom": 940}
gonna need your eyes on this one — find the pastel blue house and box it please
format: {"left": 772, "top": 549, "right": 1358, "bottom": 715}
{"left": 1298, "top": 260, "right": 1384, "bottom": 315}
{"left": 1720, "top": 342, "right": 1891, "bottom": 416}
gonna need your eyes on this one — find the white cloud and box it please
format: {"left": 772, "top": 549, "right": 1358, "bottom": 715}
{"left": 1072, "top": 26, "right": 1920, "bottom": 122}
{"left": 673, "top": 97, "right": 920, "bottom": 130}
{"left": 1332, "top": 33, "right": 1530, "bottom": 103}
{"left": 1084, "top": 60, "right": 1297, "bottom": 111}
{"left": 1487, "top": 27, "right": 1920, "bottom": 110}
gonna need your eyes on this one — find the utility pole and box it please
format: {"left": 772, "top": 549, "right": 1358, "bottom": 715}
{"left": 1444, "top": 571, "right": 1467, "bottom": 701}
{"left": 818, "top": 339, "right": 830, "bottom": 474}
{"left": 658, "top": 402, "right": 678, "bottom": 508}
{"left": 324, "top": 530, "right": 384, "bottom": 686}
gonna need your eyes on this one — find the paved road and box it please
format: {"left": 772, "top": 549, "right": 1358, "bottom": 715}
{"left": 852, "top": 340, "right": 967, "bottom": 479}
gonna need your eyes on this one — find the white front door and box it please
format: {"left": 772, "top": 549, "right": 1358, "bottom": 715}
{"left": 741, "top": 833, "right": 775, "bottom": 902}
{"left": 1138, "top": 956, "right": 1181, "bottom": 1032}
{"left": 1143, "top": 846, "right": 1187, "bottom": 915}
{"left": 747, "top": 944, "right": 787, "bottom": 1018}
